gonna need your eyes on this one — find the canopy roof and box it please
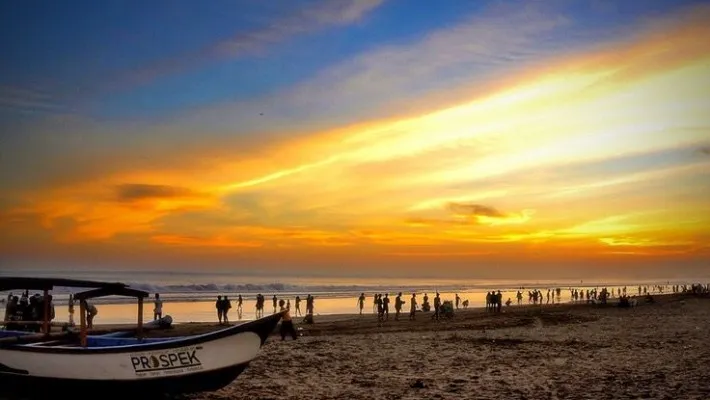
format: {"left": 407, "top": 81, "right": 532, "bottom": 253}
{"left": 0, "top": 277, "right": 127, "bottom": 292}
{"left": 74, "top": 286, "right": 148, "bottom": 301}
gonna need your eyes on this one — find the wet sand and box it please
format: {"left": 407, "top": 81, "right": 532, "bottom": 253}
{"left": 166, "top": 294, "right": 710, "bottom": 399}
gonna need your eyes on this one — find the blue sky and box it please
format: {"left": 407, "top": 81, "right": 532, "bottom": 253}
{"left": 1, "top": 0, "right": 703, "bottom": 124}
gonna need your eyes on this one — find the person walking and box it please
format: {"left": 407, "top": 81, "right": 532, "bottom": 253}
{"left": 409, "top": 293, "right": 417, "bottom": 320}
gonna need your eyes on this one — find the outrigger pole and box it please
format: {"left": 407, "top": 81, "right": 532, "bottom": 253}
{"left": 43, "top": 289, "right": 50, "bottom": 334}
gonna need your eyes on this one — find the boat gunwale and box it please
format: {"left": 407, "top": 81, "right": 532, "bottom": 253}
{"left": 0, "top": 312, "right": 283, "bottom": 354}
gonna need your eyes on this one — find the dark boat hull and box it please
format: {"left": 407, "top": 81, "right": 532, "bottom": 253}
{"left": 0, "top": 362, "right": 248, "bottom": 397}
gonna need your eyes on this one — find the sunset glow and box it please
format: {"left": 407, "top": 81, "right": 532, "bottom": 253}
{"left": 1, "top": 0, "right": 709, "bottom": 279}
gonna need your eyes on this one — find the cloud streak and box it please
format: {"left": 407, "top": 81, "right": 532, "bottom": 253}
{"left": 448, "top": 203, "right": 505, "bottom": 218}
{"left": 114, "top": 184, "right": 197, "bottom": 202}
{"left": 111, "top": 0, "right": 385, "bottom": 91}
{"left": 0, "top": 86, "right": 64, "bottom": 114}
{"left": 405, "top": 203, "right": 534, "bottom": 228}
{"left": 273, "top": 1, "right": 574, "bottom": 124}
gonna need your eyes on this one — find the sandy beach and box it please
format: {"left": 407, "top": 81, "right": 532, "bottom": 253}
{"left": 3, "top": 294, "right": 708, "bottom": 400}
{"left": 148, "top": 293, "right": 710, "bottom": 400}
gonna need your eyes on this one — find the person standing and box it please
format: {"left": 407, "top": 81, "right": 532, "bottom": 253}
{"left": 432, "top": 293, "right": 441, "bottom": 321}
{"left": 279, "top": 300, "right": 298, "bottom": 340}
{"left": 394, "top": 292, "right": 403, "bottom": 320}
{"left": 376, "top": 294, "right": 383, "bottom": 322}
{"left": 68, "top": 293, "right": 75, "bottom": 326}
{"left": 223, "top": 296, "right": 232, "bottom": 324}
{"left": 216, "top": 295, "right": 224, "bottom": 324}
{"left": 382, "top": 294, "right": 390, "bottom": 320}
{"left": 259, "top": 294, "right": 265, "bottom": 317}
{"left": 306, "top": 294, "right": 314, "bottom": 315}
{"left": 358, "top": 293, "right": 365, "bottom": 315}
{"left": 236, "top": 294, "right": 243, "bottom": 319}
{"left": 295, "top": 295, "right": 302, "bottom": 316}
{"left": 409, "top": 293, "right": 417, "bottom": 320}
{"left": 153, "top": 293, "right": 163, "bottom": 321}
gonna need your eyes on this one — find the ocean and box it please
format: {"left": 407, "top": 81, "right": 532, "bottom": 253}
{"left": 0, "top": 269, "right": 691, "bottom": 325}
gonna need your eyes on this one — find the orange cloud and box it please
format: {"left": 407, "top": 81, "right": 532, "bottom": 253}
{"left": 447, "top": 203, "right": 534, "bottom": 226}
{"left": 150, "top": 234, "right": 263, "bottom": 248}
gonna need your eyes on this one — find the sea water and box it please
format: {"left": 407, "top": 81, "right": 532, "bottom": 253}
{"left": 0, "top": 269, "right": 685, "bottom": 325}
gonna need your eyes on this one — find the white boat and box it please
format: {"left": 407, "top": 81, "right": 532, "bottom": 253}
{"left": 0, "top": 277, "right": 282, "bottom": 395}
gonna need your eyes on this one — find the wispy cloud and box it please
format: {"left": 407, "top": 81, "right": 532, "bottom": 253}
{"left": 114, "top": 184, "right": 197, "bottom": 202}
{"left": 112, "top": 0, "right": 385, "bottom": 90}
{"left": 0, "top": 86, "right": 64, "bottom": 114}
{"left": 276, "top": 1, "right": 573, "bottom": 123}
{"left": 142, "top": 0, "right": 710, "bottom": 166}
{"left": 0, "top": 0, "right": 386, "bottom": 118}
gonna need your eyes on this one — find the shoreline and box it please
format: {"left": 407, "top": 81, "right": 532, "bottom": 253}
{"left": 99, "top": 292, "right": 691, "bottom": 338}
{"left": 1, "top": 281, "right": 691, "bottom": 307}
{"left": 32, "top": 285, "right": 683, "bottom": 326}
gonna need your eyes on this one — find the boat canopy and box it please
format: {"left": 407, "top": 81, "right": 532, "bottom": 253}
{"left": 1, "top": 277, "right": 149, "bottom": 345}
{"left": 73, "top": 285, "right": 150, "bottom": 346}
{"left": 0, "top": 277, "right": 127, "bottom": 292}
{"left": 73, "top": 286, "right": 148, "bottom": 301}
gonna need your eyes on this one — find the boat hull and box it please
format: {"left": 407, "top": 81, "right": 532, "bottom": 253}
{"left": 0, "top": 313, "right": 281, "bottom": 396}
{"left": 0, "top": 362, "right": 249, "bottom": 395}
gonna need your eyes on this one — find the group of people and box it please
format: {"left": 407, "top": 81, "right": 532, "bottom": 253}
{"left": 486, "top": 291, "right": 505, "bottom": 312}
{"left": 516, "top": 289, "right": 562, "bottom": 305}
{"left": 215, "top": 293, "right": 315, "bottom": 324}
{"left": 672, "top": 284, "right": 709, "bottom": 295}
{"left": 358, "top": 292, "right": 470, "bottom": 322}
{"left": 4, "top": 291, "right": 166, "bottom": 332}
{"left": 3, "top": 291, "right": 100, "bottom": 330}
{"left": 215, "top": 294, "right": 242, "bottom": 324}
{"left": 3, "top": 291, "right": 55, "bottom": 331}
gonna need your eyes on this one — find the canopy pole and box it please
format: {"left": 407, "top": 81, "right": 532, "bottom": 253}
{"left": 79, "top": 300, "right": 87, "bottom": 347}
{"left": 137, "top": 297, "right": 144, "bottom": 339}
{"left": 42, "top": 289, "right": 50, "bottom": 335}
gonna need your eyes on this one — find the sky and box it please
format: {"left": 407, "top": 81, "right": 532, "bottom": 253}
{"left": 1, "top": 0, "right": 709, "bottom": 281}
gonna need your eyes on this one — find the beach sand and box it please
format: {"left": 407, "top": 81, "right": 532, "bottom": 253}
{"left": 3, "top": 295, "right": 708, "bottom": 399}
{"left": 164, "top": 294, "right": 710, "bottom": 400}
